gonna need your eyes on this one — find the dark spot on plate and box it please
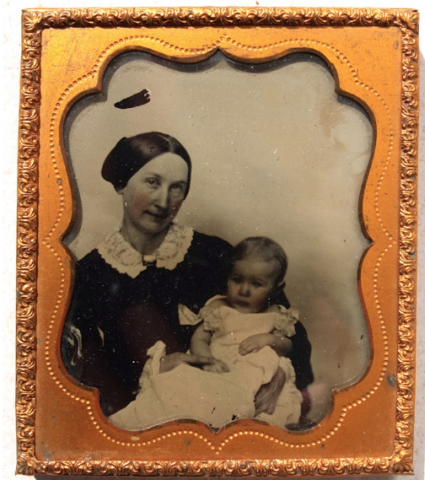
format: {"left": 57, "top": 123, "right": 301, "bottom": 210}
{"left": 115, "top": 89, "right": 150, "bottom": 109}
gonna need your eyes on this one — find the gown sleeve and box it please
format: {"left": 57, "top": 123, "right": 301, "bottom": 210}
{"left": 200, "top": 304, "right": 224, "bottom": 333}
{"left": 273, "top": 306, "right": 299, "bottom": 338}
{"left": 61, "top": 252, "right": 116, "bottom": 389}
{"left": 177, "top": 232, "right": 234, "bottom": 313}
{"left": 61, "top": 250, "right": 145, "bottom": 414}
{"left": 288, "top": 320, "right": 314, "bottom": 391}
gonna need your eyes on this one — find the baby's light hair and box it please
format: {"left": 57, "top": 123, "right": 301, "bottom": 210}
{"left": 231, "top": 237, "right": 288, "bottom": 285}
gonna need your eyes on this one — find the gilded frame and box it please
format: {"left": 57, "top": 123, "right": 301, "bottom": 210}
{"left": 17, "top": 7, "right": 419, "bottom": 476}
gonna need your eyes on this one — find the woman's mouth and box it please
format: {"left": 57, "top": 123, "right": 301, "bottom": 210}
{"left": 145, "top": 211, "right": 168, "bottom": 220}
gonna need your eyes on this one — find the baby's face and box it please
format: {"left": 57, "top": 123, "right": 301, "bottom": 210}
{"left": 227, "top": 257, "right": 277, "bottom": 314}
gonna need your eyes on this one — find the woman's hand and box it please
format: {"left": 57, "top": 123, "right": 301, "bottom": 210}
{"left": 159, "top": 352, "right": 214, "bottom": 374}
{"left": 254, "top": 366, "right": 286, "bottom": 415}
{"left": 239, "top": 334, "right": 275, "bottom": 355}
{"left": 203, "top": 358, "right": 229, "bottom": 374}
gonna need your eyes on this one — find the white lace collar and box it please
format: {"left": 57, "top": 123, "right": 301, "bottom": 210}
{"left": 97, "top": 224, "right": 194, "bottom": 278}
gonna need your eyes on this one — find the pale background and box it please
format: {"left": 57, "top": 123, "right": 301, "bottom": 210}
{"left": 0, "top": 0, "right": 423, "bottom": 479}
{"left": 65, "top": 51, "right": 372, "bottom": 421}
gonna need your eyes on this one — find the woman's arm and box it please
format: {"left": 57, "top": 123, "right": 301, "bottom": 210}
{"left": 255, "top": 366, "right": 286, "bottom": 415}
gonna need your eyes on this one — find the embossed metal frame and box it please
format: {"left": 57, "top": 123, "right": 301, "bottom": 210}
{"left": 17, "top": 7, "right": 418, "bottom": 477}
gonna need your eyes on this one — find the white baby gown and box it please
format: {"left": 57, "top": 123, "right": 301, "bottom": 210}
{"left": 109, "top": 298, "right": 302, "bottom": 430}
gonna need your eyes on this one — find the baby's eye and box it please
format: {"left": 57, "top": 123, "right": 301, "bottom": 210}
{"left": 252, "top": 281, "right": 264, "bottom": 288}
{"left": 231, "top": 276, "right": 242, "bottom": 283}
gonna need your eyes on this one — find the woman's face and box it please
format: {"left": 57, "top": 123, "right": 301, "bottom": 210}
{"left": 121, "top": 153, "right": 189, "bottom": 235}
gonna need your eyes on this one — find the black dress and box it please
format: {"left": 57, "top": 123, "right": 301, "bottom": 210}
{"left": 61, "top": 226, "right": 313, "bottom": 415}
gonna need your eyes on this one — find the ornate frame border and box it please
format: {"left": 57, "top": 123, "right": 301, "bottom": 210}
{"left": 17, "top": 7, "right": 418, "bottom": 476}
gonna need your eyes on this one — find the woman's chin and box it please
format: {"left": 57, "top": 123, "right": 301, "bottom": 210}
{"left": 136, "top": 217, "right": 173, "bottom": 235}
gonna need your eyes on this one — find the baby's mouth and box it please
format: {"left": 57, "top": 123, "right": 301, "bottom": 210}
{"left": 235, "top": 300, "right": 251, "bottom": 309}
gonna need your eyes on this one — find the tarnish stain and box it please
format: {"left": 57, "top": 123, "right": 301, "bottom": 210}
{"left": 40, "top": 441, "right": 55, "bottom": 462}
{"left": 387, "top": 374, "right": 396, "bottom": 387}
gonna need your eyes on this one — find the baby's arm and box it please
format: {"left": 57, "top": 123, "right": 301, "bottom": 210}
{"left": 239, "top": 333, "right": 279, "bottom": 355}
{"left": 190, "top": 321, "right": 229, "bottom": 373}
{"left": 239, "top": 305, "right": 293, "bottom": 357}
{"left": 268, "top": 304, "right": 293, "bottom": 356}
{"left": 239, "top": 332, "right": 292, "bottom": 356}
{"left": 190, "top": 323, "right": 214, "bottom": 359}
{"left": 270, "top": 330, "right": 292, "bottom": 356}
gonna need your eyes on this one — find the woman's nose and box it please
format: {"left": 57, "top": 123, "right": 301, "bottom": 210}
{"left": 154, "top": 187, "right": 169, "bottom": 209}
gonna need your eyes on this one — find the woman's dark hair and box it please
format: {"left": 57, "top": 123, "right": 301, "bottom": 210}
{"left": 231, "top": 237, "right": 288, "bottom": 286}
{"left": 101, "top": 132, "right": 192, "bottom": 195}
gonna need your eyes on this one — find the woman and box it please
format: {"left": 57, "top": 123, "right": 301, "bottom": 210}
{"left": 61, "top": 132, "right": 313, "bottom": 419}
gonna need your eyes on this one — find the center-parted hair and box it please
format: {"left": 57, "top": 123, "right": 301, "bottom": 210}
{"left": 231, "top": 237, "right": 288, "bottom": 285}
{"left": 101, "top": 132, "right": 192, "bottom": 194}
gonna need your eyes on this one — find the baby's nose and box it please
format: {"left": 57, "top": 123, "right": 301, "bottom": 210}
{"left": 239, "top": 283, "right": 250, "bottom": 296}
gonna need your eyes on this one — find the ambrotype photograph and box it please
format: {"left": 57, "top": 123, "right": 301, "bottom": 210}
{"left": 60, "top": 51, "right": 373, "bottom": 432}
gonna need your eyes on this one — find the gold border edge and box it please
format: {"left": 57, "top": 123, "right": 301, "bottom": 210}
{"left": 392, "top": 23, "right": 419, "bottom": 474}
{"left": 16, "top": 13, "right": 40, "bottom": 476}
{"left": 16, "top": 7, "right": 419, "bottom": 476}
{"left": 21, "top": 7, "right": 418, "bottom": 33}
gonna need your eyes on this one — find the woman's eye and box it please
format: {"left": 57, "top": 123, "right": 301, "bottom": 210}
{"left": 171, "top": 184, "right": 185, "bottom": 193}
{"left": 146, "top": 178, "right": 159, "bottom": 187}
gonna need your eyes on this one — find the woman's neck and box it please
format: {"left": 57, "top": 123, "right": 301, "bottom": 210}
{"left": 120, "top": 220, "right": 170, "bottom": 255}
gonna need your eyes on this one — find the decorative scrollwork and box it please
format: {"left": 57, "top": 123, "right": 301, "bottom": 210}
{"left": 393, "top": 24, "right": 419, "bottom": 476}
{"left": 17, "top": 7, "right": 418, "bottom": 476}
{"left": 16, "top": 24, "right": 41, "bottom": 477}
{"left": 21, "top": 457, "right": 418, "bottom": 476}
{"left": 22, "top": 7, "right": 418, "bottom": 32}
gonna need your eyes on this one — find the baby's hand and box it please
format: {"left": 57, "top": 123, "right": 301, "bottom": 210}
{"left": 203, "top": 358, "right": 229, "bottom": 373}
{"left": 239, "top": 334, "right": 275, "bottom": 355}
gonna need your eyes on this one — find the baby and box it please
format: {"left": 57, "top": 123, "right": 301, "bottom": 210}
{"left": 109, "top": 237, "right": 302, "bottom": 430}
{"left": 190, "top": 237, "right": 303, "bottom": 426}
